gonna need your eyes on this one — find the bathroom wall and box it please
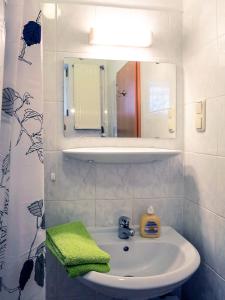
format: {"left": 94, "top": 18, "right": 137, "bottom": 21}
{"left": 42, "top": 1, "right": 184, "bottom": 299}
{"left": 182, "top": 0, "right": 225, "bottom": 299}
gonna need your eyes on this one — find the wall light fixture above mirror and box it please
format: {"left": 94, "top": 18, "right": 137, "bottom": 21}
{"left": 89, "top": 27, "right": 153, "bottom": 48}
{"left": 64, "top": 57, "right": 177, "bottom": 140}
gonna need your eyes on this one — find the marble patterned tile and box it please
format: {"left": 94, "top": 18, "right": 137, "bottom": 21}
{"left": 46, "top": 152, "right": 96, "bottom": 201}
{"left": 45, "top": 200, "right": 95, "bottom": 227}
{"left": 95, "top": 199, "right": 132, "bottom": 227}
{"left": 95, "top": 163, "right": 133, "bottom": 200}
{"left": 58, "top": 153, "right": 96, "bottom": 200}
{"left": 132, "top": 156, "right": 184, "bottom": 199}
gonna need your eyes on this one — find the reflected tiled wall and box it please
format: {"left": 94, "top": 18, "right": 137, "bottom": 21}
{"left": 182, "top": 0, "right": 225, "bottom": 299}
{"left": 42, "top": 2, "right": 183, "bottom": 300}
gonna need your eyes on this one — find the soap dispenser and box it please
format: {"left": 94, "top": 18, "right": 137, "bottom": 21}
{"left": 140, "top": 206, "right": 161, "bottom": 238}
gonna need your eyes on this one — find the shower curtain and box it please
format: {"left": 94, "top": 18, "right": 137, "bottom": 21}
{"left": 0, "top": 0, "right": 45, "bottom": 299}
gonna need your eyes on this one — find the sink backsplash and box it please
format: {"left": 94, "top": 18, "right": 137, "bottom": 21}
{"left": 45, "top": 152, "right": 184, "bottom": 231}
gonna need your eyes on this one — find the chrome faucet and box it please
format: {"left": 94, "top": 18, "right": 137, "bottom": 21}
{"left": 118, "top": 216, "right": 135, "bottom": 239}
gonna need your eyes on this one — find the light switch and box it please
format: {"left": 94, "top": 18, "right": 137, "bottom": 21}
{"left": 195, "top": 115, "right": 202, "bottom": 129}
{"left": 195, "top": 100, "right": 206, "bottom": 132}
{"left": 195, "top": 102, "right": 202, "bottom": 114}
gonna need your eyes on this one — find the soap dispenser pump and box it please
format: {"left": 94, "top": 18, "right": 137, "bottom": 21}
{"left": 140, "top": 206, "right": 161, "bottom": 238}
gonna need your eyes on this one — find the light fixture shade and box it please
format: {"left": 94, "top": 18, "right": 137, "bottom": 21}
{"left": 89, "top": 27, "right": 153, "bottom": 48}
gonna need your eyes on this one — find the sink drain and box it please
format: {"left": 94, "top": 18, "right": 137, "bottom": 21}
{"left": 124, "top": 275, "right": 134, "bottom": 277}
{"left": 123, "top": 246, "right": 129, "bottom": 252}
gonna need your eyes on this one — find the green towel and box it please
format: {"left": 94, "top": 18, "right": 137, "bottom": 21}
{"left": 46, "top": 221, "right": 110, "bottom": 278}
{"left": 46, "top": 237, "right": 110, "bottom": 278}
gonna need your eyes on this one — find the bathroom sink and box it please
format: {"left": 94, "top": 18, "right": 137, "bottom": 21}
{"left": 79, "top": 226, "right": 200, "bottom": 300}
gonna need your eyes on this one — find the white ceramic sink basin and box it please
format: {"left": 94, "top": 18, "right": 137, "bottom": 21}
{"left": 79, "top": 227, "right": 200, "bottom": 300}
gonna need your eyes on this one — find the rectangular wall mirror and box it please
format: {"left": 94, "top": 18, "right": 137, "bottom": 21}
{"left": 64, "top": 58, "right": 177, "bottom": 139}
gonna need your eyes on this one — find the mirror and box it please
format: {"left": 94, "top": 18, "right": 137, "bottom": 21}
{"left": 64, "top": 58, "right": 176, "bottom": 139}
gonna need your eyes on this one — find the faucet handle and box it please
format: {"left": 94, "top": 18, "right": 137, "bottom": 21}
{"left": 119, "top": 216, "right": 130, "bottom": 228}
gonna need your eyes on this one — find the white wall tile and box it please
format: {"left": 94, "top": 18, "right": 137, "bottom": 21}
{"left": 44, "top": 151, "right": 58, "bottom": 201}
{"left": 182, "top": 0, "right": 217, "bottom": 57}
{"left": 183, "top": 0, "right": 225, "bottom": 297}
{"left": 43, "top": 51, "right": 57, "bottom": 101}
{"left": 184, "top": 153, "right": 218, "bottom": 212}
{"left": 183, "top": 41, "right": 225, "bottom": 103}
{"left": 215, "top": 157, "right": 225, "bottom": 217}
{"left": 183, "top": 200, "right": 216, "bottom": 271}
{"left": 184, "top": 100, "right": 220, "bottom": 155}
{"left": 42, "top": 3, "right": 57, "bottom": 51}
{"left": 218, "top": 97, "right": 225, "bottom": 156}
{"left": 215, "top": 215, "right": 225, "bottom": 280}
{"left": 217, "top": 0, "right": 225, "bottom": 38}
{"left": 182, "top": 263, "right": 221, "bottom": 300}
{"left": 56, "top": 4, "right": 95, "bottom": 53}
{"left": 44, "top": 102, "right": 57, "bottom": 151}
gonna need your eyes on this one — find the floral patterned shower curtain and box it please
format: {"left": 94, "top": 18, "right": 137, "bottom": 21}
{"left": 0, "top": 0, "right": 45, "bottom": 299}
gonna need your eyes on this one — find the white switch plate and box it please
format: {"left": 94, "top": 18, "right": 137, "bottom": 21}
{"left": 195, "top": 102, "right": 202, "bottom": 114}
{"left": 195, "top": 100, "right": 206, "bottom": 132}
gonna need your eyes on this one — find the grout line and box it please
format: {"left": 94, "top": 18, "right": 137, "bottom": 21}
{"left": 46, "top": 0, "right": 183, "bottom": 13}
{"left": 184, "top": 94, "right": 225, "bottom": 105}
{"left": 184, "top": 151, "right": 225, "bottom": 159}
{"left": 184, "top": 197, "right": 225, "bottom": 221}
{"left": 45, "top": 197, "right": 184, "bottom": 202}
{"left": 203, "top": 261, "right": 225, "bottom": 283}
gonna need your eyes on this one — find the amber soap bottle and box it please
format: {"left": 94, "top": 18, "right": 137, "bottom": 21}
{"left": 140, "top": 206, "right": 161, "bottom": 238}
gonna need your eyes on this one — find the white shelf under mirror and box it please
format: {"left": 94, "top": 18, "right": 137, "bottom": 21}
{"left": 62, "top": 148, "right": 181, "bottom": 163}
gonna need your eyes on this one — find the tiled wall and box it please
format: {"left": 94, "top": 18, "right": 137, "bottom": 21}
{"left": 182, "top": 0, "right": 225, "bottom": 299}
{"left": 42, "top": 1, "right": 183, "bottom": 300}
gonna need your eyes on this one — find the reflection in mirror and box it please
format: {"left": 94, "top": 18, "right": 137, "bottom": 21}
{"left": 64, "top": 58, "right": 176, "bottom": 139}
